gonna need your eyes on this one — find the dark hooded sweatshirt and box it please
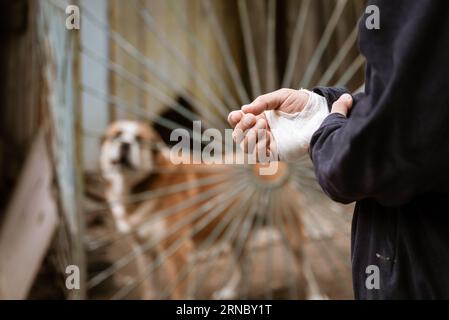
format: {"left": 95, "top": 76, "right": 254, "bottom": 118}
{"left": 310, "top": 0, "right": 449, "bottom": 299}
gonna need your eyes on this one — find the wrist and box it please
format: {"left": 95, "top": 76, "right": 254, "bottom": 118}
{"left": 298, "top": 89, "right": 311, "bottom": 111}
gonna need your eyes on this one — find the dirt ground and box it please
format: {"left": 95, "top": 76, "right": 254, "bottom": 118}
{"left": 85, "top": 196, "right": 354, "bottom": 300}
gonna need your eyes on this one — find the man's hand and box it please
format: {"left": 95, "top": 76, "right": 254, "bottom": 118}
{"left": 227, "top": 89, "right": 310, "bottom": 157}
{"left": 228, "top": 89, "right": 354, "bottom": 162}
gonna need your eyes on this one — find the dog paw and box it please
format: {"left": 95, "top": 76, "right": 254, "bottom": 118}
{"left": 116, "top": 219, "right": 132, "bottom": 234}
{"left": 307, "top": 293, "right": 329, "bottom": 300}
{"left": 212, "top": 288, "right": 238, "bottom": 300}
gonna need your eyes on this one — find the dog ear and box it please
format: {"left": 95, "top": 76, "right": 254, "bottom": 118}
{"left": 145, "top": 124, "right": 171, "bottom": 166}
{"left": 152, "top": 141, "right": 171, "bottom": 167}
{"left": 157, "top": 142, "right": 171, "bottom": 162}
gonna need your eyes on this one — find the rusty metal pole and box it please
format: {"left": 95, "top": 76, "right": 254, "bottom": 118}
{"left": 72, "top": 0, "right": 86, "bottom": 300}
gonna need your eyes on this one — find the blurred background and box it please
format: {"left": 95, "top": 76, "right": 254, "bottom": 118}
{"left": 0, "top": 0, "right": 365, "bottom": 300}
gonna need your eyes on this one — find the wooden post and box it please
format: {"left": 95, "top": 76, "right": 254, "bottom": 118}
{"left": 0, "top": 131, "right": 59, "bottom": 299}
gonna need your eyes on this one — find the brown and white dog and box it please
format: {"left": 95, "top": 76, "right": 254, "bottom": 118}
{"left": 100, "top": 120, "right": 322, "bottom": 300}
{"left": 100, "top": 120, "right": 200, "bottom": 299}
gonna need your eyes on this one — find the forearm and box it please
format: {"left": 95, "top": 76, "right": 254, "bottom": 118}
{"left": 309, "top": 88, "right": 445, "bottom": 207}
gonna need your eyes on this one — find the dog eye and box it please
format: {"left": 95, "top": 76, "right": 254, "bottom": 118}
{"left": 135, "top": 135, "right": 143, "bottom": 143}
{"left": 113, "top": 131, "right": 122, "bottom": 140}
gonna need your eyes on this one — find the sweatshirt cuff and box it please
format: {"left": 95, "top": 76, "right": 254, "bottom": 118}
{"left": 320, "top": 112, "right": 348, "bottom": 127}
{"left": 309, "top": 113, "right": 347, "bottom": 161}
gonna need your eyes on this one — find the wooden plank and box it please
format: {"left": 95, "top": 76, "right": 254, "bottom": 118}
{"left": 0, "top": 131, "right": 59, "bottom": 299}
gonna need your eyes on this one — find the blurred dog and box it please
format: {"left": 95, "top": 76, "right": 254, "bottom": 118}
{"left": 100, "top": 120, "right": 199, "bottom": 299}
{"left": 100, "top": 120, "right": 322, "bottom": 300}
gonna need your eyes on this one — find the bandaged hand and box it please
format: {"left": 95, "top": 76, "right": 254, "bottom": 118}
{"left": 228, "top": 88, "right": 353, "bottom": 162}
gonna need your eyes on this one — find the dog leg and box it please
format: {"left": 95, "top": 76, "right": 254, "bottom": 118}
{"left": 212, "top": 251, "right": 242, "bottom": 300}
{"left": 282, "top": 205, "right": 326, "bottom": 300}
{"left": 162, "top": 240, "right": 194, "bottom": 300}
{"left": 131, "top": 242, "right": 154, "bottom": 300}
{"left": 286, "top": 217, "right": 327, "bottom": 300}
{"left": 185, "top": 254, "right": 200, "bottom": 300}
{"left": 302, "top": 255, "right": 328, "bottom": 300}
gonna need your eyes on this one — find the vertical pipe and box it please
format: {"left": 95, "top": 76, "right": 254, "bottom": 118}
{"left": 107, "top": 0, "right": 117, "bottom": 122}
{"left": 72, "top": 0, "right": 86, "bottom": 300}
{"left": 266, "top": 0, "right": 277, "bottom": 92}
{"left": 238, "top": 0, "right": 262, "bottom": 99}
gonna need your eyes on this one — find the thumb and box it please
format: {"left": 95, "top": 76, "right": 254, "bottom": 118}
{"left": 331, "top": 94, "right": 353, "bottom": 117}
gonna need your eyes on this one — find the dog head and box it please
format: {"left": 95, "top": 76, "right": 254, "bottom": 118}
{"left": 100, "top": 121, "right": 166, "bottom": 182}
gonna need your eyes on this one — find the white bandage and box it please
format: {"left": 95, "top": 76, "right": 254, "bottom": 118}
{"left": 264, "top": 89, "right": 329, "bottom": 162}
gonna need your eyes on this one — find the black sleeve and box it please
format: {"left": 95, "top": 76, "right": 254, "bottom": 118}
{"left": 309, "top": 0, "right": 449, "bottom": 206}
{"left": 313, "top": 86, "right": 365, "bottom": 112}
